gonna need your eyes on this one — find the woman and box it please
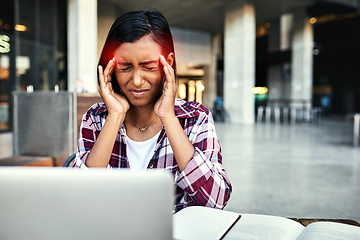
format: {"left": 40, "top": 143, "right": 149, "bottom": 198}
{"left": 73, "top": 8, "right": 231, "bottom": 212}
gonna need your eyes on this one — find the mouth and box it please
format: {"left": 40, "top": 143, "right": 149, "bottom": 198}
{"left": 129, "top": 89, "right": 149, "bottom": 97}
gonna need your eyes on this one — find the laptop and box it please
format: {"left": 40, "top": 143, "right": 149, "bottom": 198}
{"left": 0, "top": 167, "right": 174, "bottom": 240}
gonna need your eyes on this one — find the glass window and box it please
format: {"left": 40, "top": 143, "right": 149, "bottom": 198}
{"left": 57, "top": 50, "right": 67, "bottom": 90}
{"left": 0, "top": 1, "right": 14, "bottom": 131}
{"left": 0, "top": 1, "right": 14, "bottom": 35}
{"left": 0, "top": 0, "right": 67, "bottom": 132}
{"left": 38, "top": 46, "right": 55, "bottom": 90}
{"left": 18, "top": 0, "right": 36, "bottom": 40}
{"left": 17, "top": 40, "right": 34, "bottom": 91}
{"left": 0, "top": 52, "right": 10, "bottom": 130}
{"left": 56, "top": 0, "right": 67, "bottom": 51}
{"left": 39, "top": 0, "right": 54, "bottom": 45}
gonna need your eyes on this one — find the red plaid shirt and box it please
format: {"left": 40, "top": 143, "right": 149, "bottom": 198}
{"left": 73, "top": 99, "right": 232, "bottom": 212}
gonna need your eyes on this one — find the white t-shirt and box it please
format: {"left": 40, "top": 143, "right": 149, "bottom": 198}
{"left": 125, "top": 131, "right": 161, "bottom": 170}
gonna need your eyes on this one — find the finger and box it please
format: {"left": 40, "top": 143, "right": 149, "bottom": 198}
{"left": 98, "top": 65, "right": 110, "bottom": 98}
{"left": 164, "top": 66, "right": 176, "bottom": 93}
{"left": 98, "top": 63, "right": 114, "bottom": 95}
{"left": 160, "top": 55, "right": 175, "bottom": 84}
{"left": 103, "top": 58, "right": 115, "bottom": 83}
{"left": 98, "top": 65, "right": 106, "bottom": 89}
{"left": 163, "top": 64, "right": 174, "bottom": 79}
{"left": 160, "top": 54, "right": 172, "bottom": 71}
{"left": 159, "top": 54, "right": 167, "bottom": 66}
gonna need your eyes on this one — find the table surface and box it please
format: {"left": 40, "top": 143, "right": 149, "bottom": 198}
{"left": 0, "top": 156, "right": 54, "bottom": 166}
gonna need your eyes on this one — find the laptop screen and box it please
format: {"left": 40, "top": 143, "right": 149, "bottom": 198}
{"left": 0, "top": 167, "right": 174, "bottom": 240}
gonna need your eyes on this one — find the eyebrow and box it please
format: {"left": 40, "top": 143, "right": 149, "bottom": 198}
{"left": 116, "top": 60, "right": 159, "bottom": 66}
{"left": 139, "top": 60, "right": 159, "bottom": 66}
{"left": 116, "top": 61, "right": 132, "bottom": 66}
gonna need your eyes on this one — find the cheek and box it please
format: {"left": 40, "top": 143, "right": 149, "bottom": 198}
{"left": 148, "top": 71, "right": 163, "bottom": 83}
{"left": 149, "top": 71, "right": 164, "bottom": 90}
{"left": 114, "top": 72, "right": 130, "bottom": 87}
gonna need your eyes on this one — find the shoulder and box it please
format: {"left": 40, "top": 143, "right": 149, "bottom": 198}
{"left": 83, "top": 102, "right": 108, "bottom": 121}
{"left": 174, "top": 98, "right": 210, "bottom": 119}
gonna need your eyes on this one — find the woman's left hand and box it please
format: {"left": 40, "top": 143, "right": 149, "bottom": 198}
{"left": 154, "top": 54, "right": 177, "bottom": 122}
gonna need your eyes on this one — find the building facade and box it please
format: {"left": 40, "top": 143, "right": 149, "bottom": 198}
{"left": 0, "top": 0, "right": 359, "bottom": 132}
{"left": 0, "top": 0, "right": 67, "bottom": 131}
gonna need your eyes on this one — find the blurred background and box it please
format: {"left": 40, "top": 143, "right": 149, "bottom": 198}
{"left": 1, "top": 0, "right": 360, "bottom": 130}
{"left": 0, "top": 0, "right": 359, "bottom": 221}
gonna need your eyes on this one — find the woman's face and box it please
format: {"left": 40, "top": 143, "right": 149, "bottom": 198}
{"left": 113, "top": 35, "right": 167, "bottom": 107}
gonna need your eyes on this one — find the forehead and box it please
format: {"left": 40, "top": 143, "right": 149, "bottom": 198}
{"left": 114, "top": 35, "right": 161, "bottom": 60}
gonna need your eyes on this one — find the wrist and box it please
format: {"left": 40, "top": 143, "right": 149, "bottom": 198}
{"left": 106, "top": 114, "right": 125, "bottom": 129}
{"left": 160, "top": 114, "right": 178, "bottom": 127}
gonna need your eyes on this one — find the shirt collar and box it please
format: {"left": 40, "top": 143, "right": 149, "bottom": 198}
{"left": 94, "top": 102, "right": 108, "bottom": 115}
{"left": 97, "top": 98, "right": 198, "bottom": 119}
{"left": 174, "top": 99, "right": 198, "bottom": 119}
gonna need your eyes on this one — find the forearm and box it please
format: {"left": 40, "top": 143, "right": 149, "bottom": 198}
{"left": 162, "top": 116, "right": 195, "bottom": 172}
{"left": 86, "top": 115, "right": 124, "bottom": 167}
{"left": 176, "top": 149, "right": 232, "bottom": 209}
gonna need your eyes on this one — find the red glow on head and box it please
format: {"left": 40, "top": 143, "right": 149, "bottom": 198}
{"left": 104, "top": 51, "right": 115, "bottom": 65}
{"left": 99, "top": 39, "right": 120, "bottom": 67}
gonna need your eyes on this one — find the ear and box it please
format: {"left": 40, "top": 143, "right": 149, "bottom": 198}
{"left": 166, "top": 52, "right": 175, "bottom": 68}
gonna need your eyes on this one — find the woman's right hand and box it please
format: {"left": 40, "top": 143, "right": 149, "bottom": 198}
{"left": 98, "top": 58, "right": 130, "bottom": 119}
{"left": 85, "top": 59, "right": 129, "bottom": 168}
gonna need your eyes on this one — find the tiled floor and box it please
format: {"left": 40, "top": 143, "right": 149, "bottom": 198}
{"left": 216, "top": 117, "right": 360, "bottom": 222}
{"left": 1, "top": 116, "right": 359, "bottom": 221}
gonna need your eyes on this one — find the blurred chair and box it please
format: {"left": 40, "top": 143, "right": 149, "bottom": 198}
{"left": 265, "top": 106, "right": 272, "bottom": 123}
{"left": 12, "top": 92, "right": 77, "bottom": 166}
{"left": 354, "top": 113, "right": 360, "bottom": 147}
{"left": 256, "top": 106, "right": 264, "bottom": 123}
{"left": 63, "top": 153, "right": 76, "bottom": 167}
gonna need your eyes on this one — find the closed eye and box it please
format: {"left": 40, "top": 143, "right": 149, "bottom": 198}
{"left": 140, "top": 60, "right": 159, "bottom": 71}
{"left": 143, "top": 66, "right": 158, "bottom": 71}
{"left": 118, "top": 66, "right": 132, "bottom": 72}
{"left": 116, "top": 62, "right": 132, "bottom": 72}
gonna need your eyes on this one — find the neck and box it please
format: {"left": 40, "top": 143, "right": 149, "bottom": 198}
{"left": 126, "top": 104, "right": 156, "bottom": 126}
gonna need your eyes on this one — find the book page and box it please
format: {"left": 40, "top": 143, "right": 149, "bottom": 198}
{"left": 223, "top": 214, "right": 305, "bottom": 240}
{"left": 173, "top": 206, "right": 240, "bottom": 240}
{"left": 296, "top": 222, "right": 360, "bottom": 240}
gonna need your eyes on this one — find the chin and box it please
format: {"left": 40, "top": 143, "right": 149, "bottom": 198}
{"left": 128, "top": 98, "right": 155, "bottom": 108}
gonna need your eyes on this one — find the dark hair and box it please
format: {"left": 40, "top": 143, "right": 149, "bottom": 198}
{"left": 98, "top": 8, "right": 176, "bottom": 93}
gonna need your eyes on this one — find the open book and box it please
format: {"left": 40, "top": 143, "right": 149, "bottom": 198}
{"left": 173, "top": 206, "right": 360, "bottom": 240}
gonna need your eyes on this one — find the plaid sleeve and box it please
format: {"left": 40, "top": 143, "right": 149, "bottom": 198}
{"left": 174, "top": 110, "right": 232, "bottom": 209}
{"left": 72, "top": 104, "right": 112, "bottom": 169}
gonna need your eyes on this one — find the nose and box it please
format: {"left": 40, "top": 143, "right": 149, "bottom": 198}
{"left": 132, "top": 69, "right": 144, "bottom": 87}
